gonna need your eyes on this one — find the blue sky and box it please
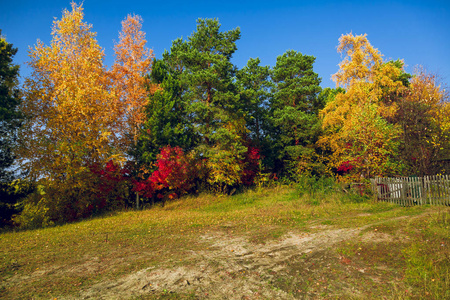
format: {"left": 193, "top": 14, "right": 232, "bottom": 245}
{"left": 1, "top": 0, "right": 449, "bottom": 88}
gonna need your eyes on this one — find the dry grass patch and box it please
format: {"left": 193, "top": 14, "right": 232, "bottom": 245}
{"left": 1, "top": 185, "right": 449, "bottom": 299}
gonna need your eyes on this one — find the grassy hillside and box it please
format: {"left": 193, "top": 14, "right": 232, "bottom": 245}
{"left": 1, "top": 184, "right": 449, "bottom": 299}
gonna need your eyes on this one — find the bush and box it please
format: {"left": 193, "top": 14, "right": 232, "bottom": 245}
{"left": 14, "top": 161, "right": 131, "bottom": 229}
{"left": 241, "top": 147, "right": 261, "bottom": 186}
{"left": 90, "top": 160, "right": 131, "bottom": 212}
{"left": 133, "top": 146, "right": 197, "bottom": 205}
{"left": 13, "top": 185, "right": 53, "bottom": 229}
{"left": 0, "top": 180, "right": 35, "bottom": 228}
{"left": 296, "top": 175, "right": 336, "bottom": 197}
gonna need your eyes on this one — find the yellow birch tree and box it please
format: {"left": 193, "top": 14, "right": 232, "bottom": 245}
{"left": 19, "top": 2, "right": 122, "bottom": 223}
{"left": 320, "top": 33, "right": 408, "bottom": 181}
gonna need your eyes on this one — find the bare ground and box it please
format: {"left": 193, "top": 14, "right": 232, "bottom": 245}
{"left": 43, "top": 216, "right": 412, "bottom": 300}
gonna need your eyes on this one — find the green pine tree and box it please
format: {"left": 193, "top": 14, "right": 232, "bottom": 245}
{"left": 133, "top": 58, "right": 194, "bottom": 166}
{"left": 168, "top": 18, "right": 246, "bottom": 190}
{"left": 270, "top": 50, "right": 322, "bottom": 175}
{"left": 235, "top": 57, "right": 274, "bottom": 168}
{"left": 0, "top": 31, "right": 25, "bottom": 226}
{"left": 0, "top": 31, "right": 22, "bottom": 182}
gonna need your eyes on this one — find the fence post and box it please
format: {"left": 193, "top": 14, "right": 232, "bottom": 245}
{"left": 400, "top": 177, "right": 404, "bottom": 206}
{"left": 446, "top": 175, "right": 450, "bottom": 205}
{"left": 420, "top": 176, "right": 424, "bottom": 205}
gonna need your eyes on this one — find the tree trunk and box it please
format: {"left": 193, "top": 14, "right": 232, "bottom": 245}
{"left": 134, "top": 125, "right": 140, "bottom": 210}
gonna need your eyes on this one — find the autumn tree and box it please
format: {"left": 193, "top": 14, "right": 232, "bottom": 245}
{"left": 320, "top": 33, "right": 408, "bottom": 181}
{"left": 396, "top": 68, "right": 449, "bottom": 175}
{"left": 18, "top": 3, "right": 122, "bottom": 224}
{"left": 110, "top": 14, "right": 155, "bottom": 209}
{"left": 133, "top": 146, "right": 196, "bottom": 206}
{"left": 270, "top": 50, "right": 323, "bottom": 176}
{"left": 89, "top": 159, "right": 130, "bottom": 212}
{"left": 110, "top": 14, "right": 154, "bottom": 152}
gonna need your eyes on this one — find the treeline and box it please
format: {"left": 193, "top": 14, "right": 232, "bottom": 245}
{"left": 1, "top": 3, "right": 449, "bottom": 228}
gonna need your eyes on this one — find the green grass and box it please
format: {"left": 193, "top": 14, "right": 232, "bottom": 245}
{"left": 1, "top": 184, "right": 449, "bottom": 299}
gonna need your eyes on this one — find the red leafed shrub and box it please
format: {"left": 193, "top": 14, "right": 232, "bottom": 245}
{"left": 337, "top": 160, "right": 354, "bottom": 174}
{"left": 152, "top": 146, "right": 194, "bottom": 198}
{"left": 337, "top": 157, "right": 363, "bottom": 175}
{"left": 89, "top": 160, "right": 130, "bottom": 213}
{"left": 133, "top": 176, "right": 156, "bottom": 199}
{"left": 241, "top": 147, "right": 261, "bottom": 186}
{"left": 133, "top": 146, "right": 195, "bottom": 202}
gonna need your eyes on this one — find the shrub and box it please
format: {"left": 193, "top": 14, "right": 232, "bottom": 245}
{"left": 0, "top": 180, "right": 35, "bottom": 228}
{"left": 241, "top": 147, "right": 261, "bottom": 186}
{"left": 133, "top": 146, "right": 196, "bottom": 205}
{"left": 89, "top": 160, "right": 130, "bottom": 213}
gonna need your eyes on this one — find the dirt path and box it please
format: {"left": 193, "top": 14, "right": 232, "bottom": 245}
{"left": 76, "top": 216, "right": 412, "bottom": 299}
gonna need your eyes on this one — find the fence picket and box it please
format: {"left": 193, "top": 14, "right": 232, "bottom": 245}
{"left": 371, "top": 175, "right": 449, "bottom": 206}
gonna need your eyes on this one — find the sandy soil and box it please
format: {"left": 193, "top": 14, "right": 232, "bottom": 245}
{"left": 1, "top": 215, "right": 414, "bottom": 300}
{"left": 73, "top": 219, "right": 404, "bottom": 299}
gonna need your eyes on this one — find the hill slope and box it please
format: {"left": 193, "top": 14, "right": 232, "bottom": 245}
{"left": 1, "top": 185, "right": 449, "bottom": 299}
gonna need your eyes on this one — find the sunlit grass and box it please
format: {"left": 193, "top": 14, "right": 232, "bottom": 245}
{"left": 1, "top": 184, "right": 449, "bottom": 299}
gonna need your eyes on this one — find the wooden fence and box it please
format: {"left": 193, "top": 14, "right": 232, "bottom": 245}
{"left": 370, "top": 175, "right": 450, "bottom": 206}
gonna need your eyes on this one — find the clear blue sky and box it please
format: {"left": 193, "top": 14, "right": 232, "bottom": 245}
{"left": 1, "top": 0, "right": 449, "bottom": 88}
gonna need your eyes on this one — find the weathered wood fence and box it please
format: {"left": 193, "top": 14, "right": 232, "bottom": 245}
{"left": 370, "top": 175, "right": 450, "bottom": 206}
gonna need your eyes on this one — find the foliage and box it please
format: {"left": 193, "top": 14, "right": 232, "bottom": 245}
{"left": 204, "top": 118, "right": 249, "bottom": 192}
{"left": 152, "top": 146, "right": 195, "bottom": 199}
{"left": 110, "top": 14, "right": 155, "bottom": 152}
{"left": 0, "top": 31, "right": 22, "bottom": 182}
{"left": 18, "top": 3, "right": 122, "bottom": 222}
{"left": 395, "top": 69, "right": 449, "bottom": 175}
{"left": 0, "top": 180, "right": 34, "bottom": 227}
{"left": 270, "top": 50, "right": 323, "bottom": 175}
{"left": 236, "top": 58, "right": 273, "bottom": 147}
{"left": 332, "top": 33, "right": 382, "bottom": 88}
{"left": 320, "top": 33, "right": 408, "bottom": 181}
{"left": 337, "top": 103, "right": 403, "bottom": 180}
{"left": 14, "top": 160, "right": 129, "bottom": 228}
{"left": 133, "top": 59, "right": 194, "bottom": 165}
{"left": 240, "top": 146, "right": 261, "bottom": 186}
{"left": 159, "top": 18, "right": 248, "bottom": 191}
{"left": 0, "top": 31, "right": 25, "bottom": 227}
{"left": 89, "top": 160, "right": 130, "bottom": 212}
{"left": 9, "top": 8, "right": 450, "bottom": 228}
{"left": 180, "top": 18, "right": 242, "bottom": 145}
{"left": 133, "top": 146, "right": 195, "bottom": 205}
{"left": 12, "top": 189, "right": 53, "bottom": 229}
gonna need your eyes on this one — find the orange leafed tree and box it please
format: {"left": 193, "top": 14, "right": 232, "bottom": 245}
{"left": 111, "top": 14, "right": 155, "bottom": 151}
{"left": 19, "top": 2, "right": 122, "bottom": 222}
